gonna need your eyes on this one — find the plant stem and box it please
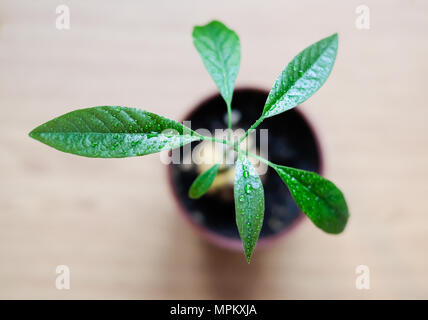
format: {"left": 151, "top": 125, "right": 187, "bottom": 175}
{"left": 226, "top": 102, "right": 232, "bottom": 140}
{"left": 197, "top": 133, "right": 277, "bottom": 169}
{"left": 198, "top": 134, "right": 233, "bottom": 164}
{"left": 238, "top": 116, "right": 264, "bottom": 145}
{"left": 242, "top": 150, "right": 276, "bottom": 168}
{"left": 197, "top": 133, "right": 233, "bottom": 146}
{"left": 202, "top": 111, "right": 263, "bottom": 160}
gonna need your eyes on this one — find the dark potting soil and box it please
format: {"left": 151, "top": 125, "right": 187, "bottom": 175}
{"left": 169, "top": 88, "right": 321, "bottom": 240}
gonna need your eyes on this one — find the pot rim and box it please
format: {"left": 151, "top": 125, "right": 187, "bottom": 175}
{"left": 166, "top": 86, "right": 324, "bottom": 251}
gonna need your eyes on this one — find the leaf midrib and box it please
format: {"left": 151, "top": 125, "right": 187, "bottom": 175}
{"left": 277, "top": 167, "right": 342, "bottom": 215}
{"left": 33, "top": 131, "right": 195, "bottom": 138}
{"left": 265, "top": 38, "right": 335, "bottom": 115}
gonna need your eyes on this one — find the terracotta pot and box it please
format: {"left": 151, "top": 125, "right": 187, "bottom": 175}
{"left": 167, "top": 88, "right": 323, "bottom": 251}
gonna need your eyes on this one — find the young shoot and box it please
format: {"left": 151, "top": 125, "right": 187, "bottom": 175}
{"left": 29, "top": 20, "right": 348, "bottom": 263}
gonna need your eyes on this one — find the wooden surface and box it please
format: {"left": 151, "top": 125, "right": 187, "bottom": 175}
{"left": 0, "top": 0, "right": 427, "bottom": 299}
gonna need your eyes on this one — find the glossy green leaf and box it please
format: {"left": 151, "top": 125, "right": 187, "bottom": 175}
{"left": 234, "top": 153, "right": 265, "bottom": 263}
{"left": 188, "top": 164, "right": 220, "bottom": 199}
{"left": 262, "top": 33, "right": 338, "bottom": 118}
{"left": 274, "top": 165, "right": 348, "bottom": 234}
{"left": 29, "top": 106, "right": 200, "bottom": 158}
{"left": 193, "top": 20, "right": 241, "bottom": 106}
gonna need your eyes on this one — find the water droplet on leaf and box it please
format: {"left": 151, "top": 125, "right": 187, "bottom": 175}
{"left": 244, "top": 184, "right": 251, "bottom": 194}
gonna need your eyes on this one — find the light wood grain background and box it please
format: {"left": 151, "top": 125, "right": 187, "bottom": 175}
{"left": 0, "top": 0, "right": 427, "bottom": 299}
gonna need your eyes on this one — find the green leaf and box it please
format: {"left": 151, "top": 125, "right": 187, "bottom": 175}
{"left": 274, "top": 165, "right": 348, "bottom": 234}
{"left": 234, "top": 153, "right": 265, "bottom": 263}
{"left": 188, "top": 164, "right": 220, "bottom": 199}
{"left": 193, "top": 20, "right": 241, "bottom": 106}
{"left": 29, "top": 106, "right": 200, "bottom": 158}
{"left": 262, "top": 33, "right": 338, "bottom": 118}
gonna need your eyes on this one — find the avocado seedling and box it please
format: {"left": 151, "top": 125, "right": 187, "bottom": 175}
{"left": 29, "top": 20, "right": 349, "bottom": 262}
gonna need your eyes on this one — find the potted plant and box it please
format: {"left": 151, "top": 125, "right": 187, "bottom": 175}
{"left": 29, "top": 20, "right": 349, "bottom": 262}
